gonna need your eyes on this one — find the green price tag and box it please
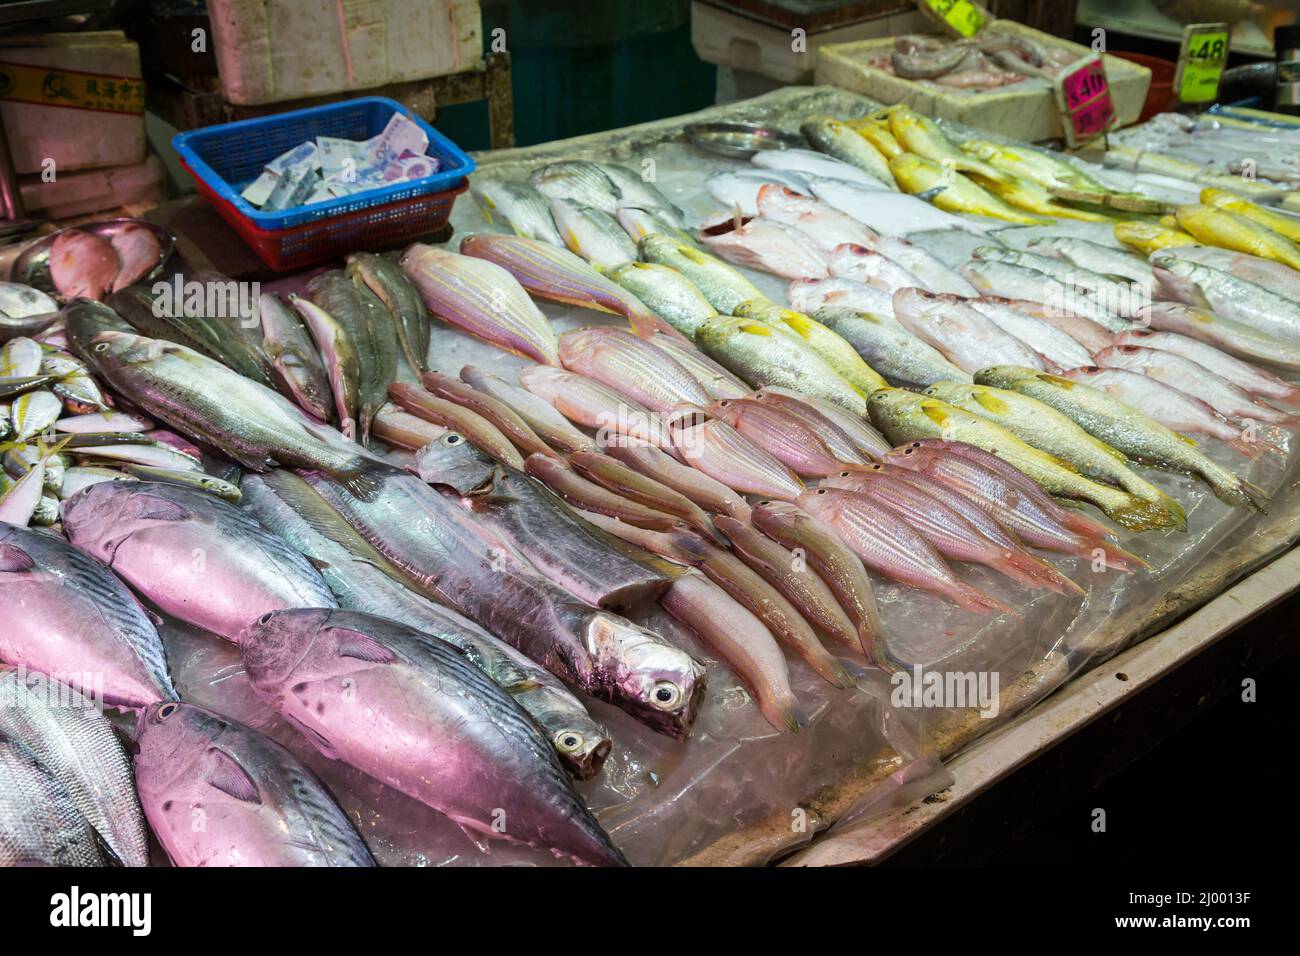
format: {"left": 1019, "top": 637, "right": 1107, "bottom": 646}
{"left": 1177, "top": 25, "right": 1229, "bottom": 104}
{"left": 920, "top": 0, "right": 987, "bottom": 39}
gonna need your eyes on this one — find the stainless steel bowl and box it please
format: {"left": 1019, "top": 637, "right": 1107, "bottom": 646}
{"left": 12, "top": 218, "right": 176, "bottom": 301}
{"left": 684, "top": 122, "right": 805, "bottom": 159}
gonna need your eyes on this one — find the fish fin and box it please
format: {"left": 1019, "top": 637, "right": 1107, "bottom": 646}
{"left": 330, "top": 629, "right": 398, "bottom": 664}
{"left": 283, "top": 713, "right": 340, "bottom": 760}
{"left": 124, "top": 494, "right": 190, "bottom": 522}
{"left": 204, "top": 748, "right": 262, "bottom": 803}
{"left": 306, "top": 556, "right": 332, "bottom": 573}
{"left": 0, "top": 544, "right": 35, "bottom": 573}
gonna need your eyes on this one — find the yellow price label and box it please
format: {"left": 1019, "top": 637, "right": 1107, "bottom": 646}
{"left": 920, "top": 0, "right": 987, "bottom": 39}
{"left": 1178, "top": 28, "right": 1228, "bottom": 104}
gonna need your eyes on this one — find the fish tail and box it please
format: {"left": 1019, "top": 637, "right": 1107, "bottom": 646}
{"left": 1226, "top": 434, "right": 1276, "bottom": 460}
{"left": 1071, "top": 539, "right": 1150, "bottom": 572}
{"left": 764, "top": 697, "right": 809, "bottom": 734}
{"left": 1105, "top": 496, "right": 1184, "bottom": 532}
{"left": 1224, "top": 476, "right": 1270, "bottom": 513}
{"left": 951, "top": 582, "right": 1013, "bottom": 615}
{"left": 999, "top": 549, "right": 1084, "bottom": 596}
{"left": 814, "top": 653, "right": 860, "bottom": 690}
{"left": 626, "top": 308, "right": 689, "bottom": 342}
{"left": 333, "top": 459, "right": 398, "bottom": 503}
{"left": 1055, "top": 508, "right": 1114, "bottom": 541}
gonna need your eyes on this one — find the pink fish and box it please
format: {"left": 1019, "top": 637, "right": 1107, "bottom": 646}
{"left": 109, "top": 225, "right": 163, "bottom": 292}
{"left": 700, "top": 219, "right": 829, "bottom": 280}
{"left": 49, "top": 230, "right": 118, "bottom": 301}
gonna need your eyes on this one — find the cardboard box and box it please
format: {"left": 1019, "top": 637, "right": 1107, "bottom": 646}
{"left": 0, "top": 31, "right": 147, "bottom": 175}
{"left": 207, "top": 0, "right": 482, "bottom": 106}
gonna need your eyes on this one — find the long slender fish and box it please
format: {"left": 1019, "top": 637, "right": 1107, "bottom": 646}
{"left": 0, "top": 523, "right": 175, "bottom": 708}
{"left": 388, "top": 382, "right": 526, "bottom": 469}
{"left": 660, "top": 570, "right": 804, "bottom": 735}
{"left": 418, "top": 435, "right": 674, "bottom": 609}
{"left": 347, "top": 251, "right": 431, "bottom": 374}
{"left": 240, "top": 609, "right": 628, "bottom": 866}
{"left": 241, "top": 470, "right": 612, "bottom": 778}
{"left": 62, "top": 480, "right": 338, "bottom": 643}
{"left": 460, "top": 365, "right": 596, "bottom": 454}
{"left": 604, "top": 441, "right": 751, "bottom": 519}
{"left": 714, "top": 516, "right": 863, "bottom": 654}
{"left": 299, "top": 468, "right": 707, "bottom": 738}
{"left": 421, "top": 370, "right": 559, "bottom": 458}
{"left": 694, "top": 540, "right": 860, "bottom": 688}
{"left": 133, "top": 702, "right": 375, "bottom": 867}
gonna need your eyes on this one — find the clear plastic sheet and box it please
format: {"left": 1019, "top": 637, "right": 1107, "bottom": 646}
{"left": 173, "top": 87, "right": 1300, "bottom": 866}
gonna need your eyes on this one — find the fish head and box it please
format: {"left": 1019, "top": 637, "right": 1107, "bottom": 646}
{"left": 585, "top": 613, "right": 706, "bottom": 739}
{"left": 1148, "top": 258, "right": 1207, "bottom": 307}
{"left": 60, "top": 480, "right": 192, "bottom": 564}
{"left": 62, "top": 300, "right": 135, "bottom": 365}
{"left": 415, "top": 431, "right": 499, "bottom": 494}
{"left": 133, "top": 701, "right": 235, "bottom": 798}
{"left": 240, "top": 608, "right": 390, "bottom": 702}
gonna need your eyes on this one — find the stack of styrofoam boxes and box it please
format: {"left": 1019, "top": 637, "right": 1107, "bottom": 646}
{"left": 205, "top": 0, "right": 482, "bottom": 107}
{"left": 0, "top": 30, "right": 164, "bottom": 219}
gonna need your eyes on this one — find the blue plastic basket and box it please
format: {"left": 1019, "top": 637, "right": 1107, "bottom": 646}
{"left": 173, "top": 96, "right": 476, "bottom": 230}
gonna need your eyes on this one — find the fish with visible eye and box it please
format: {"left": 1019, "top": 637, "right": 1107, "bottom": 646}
{"left": 132, "top": 701, "right": 376, "bottom": 867}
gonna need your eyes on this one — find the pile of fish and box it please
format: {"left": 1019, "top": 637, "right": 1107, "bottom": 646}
{"left": 1109, "top": 111, "right": 1300, "bottom": 201}
{"left": 47, "top": 224, "right": 164, "bottom": 302}
{"left": 3, "top": 97, "right": 1298, "bottom": 868}
{"left": 868, "top": 31, "right": 1081, "bottom": 91}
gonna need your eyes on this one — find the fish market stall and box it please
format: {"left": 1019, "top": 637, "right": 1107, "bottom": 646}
{"left": 3, "top": 74, "right": 1300, "bottom": 869}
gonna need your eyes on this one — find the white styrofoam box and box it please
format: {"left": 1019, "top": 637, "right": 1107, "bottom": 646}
{"left": 815, "top": 20, "right": 1152, "bottom": 142}
{"left": 20, "top": 156, "right": 165, "bottom": 220}
{"left": 691, "top": 1, "right": 927, "bottom": 86}
{"left": 207, "top": 0, "right": 483, "bottom": 106}
{"left": 0, "top": 31, "right": 147, "bottom": 175}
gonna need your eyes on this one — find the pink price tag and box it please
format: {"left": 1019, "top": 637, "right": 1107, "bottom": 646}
{"left": 1061, "top": 59, "right": 1109, "bottom": 110}
{"left": 1070, "top": 94, "right": 1115, "bottom": 139}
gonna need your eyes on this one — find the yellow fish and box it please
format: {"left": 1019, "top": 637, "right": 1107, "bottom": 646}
{"left": 1200, "top": 187, "right": 1300, "bottom": 244}
{"left": 732, "top": 299, "right": 888, "bottom": 395}
{"left": 1174, "top": 203, "right": 1300, "bottom": 272}
{"left": 887, "top": 105, "right": 1010, "bottom": 183}
{"left": 1114, "top": 221, "right": 1198, "bottom": 256}
{"left": 969, "top": 172, "right": 1114, "bottom": 222}
{"left": 889, "top": 153, "right": 1046, "bottom": 225}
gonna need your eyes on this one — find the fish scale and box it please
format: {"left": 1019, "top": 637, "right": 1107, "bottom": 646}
{"left": 0, "top": 740, "right": 108, "bottom": 866}
{"left": 0, "top": 668, "right": 149, "bottom": 866}
{"left": 558, "top": 327, "right": 709, "bottom": 412}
